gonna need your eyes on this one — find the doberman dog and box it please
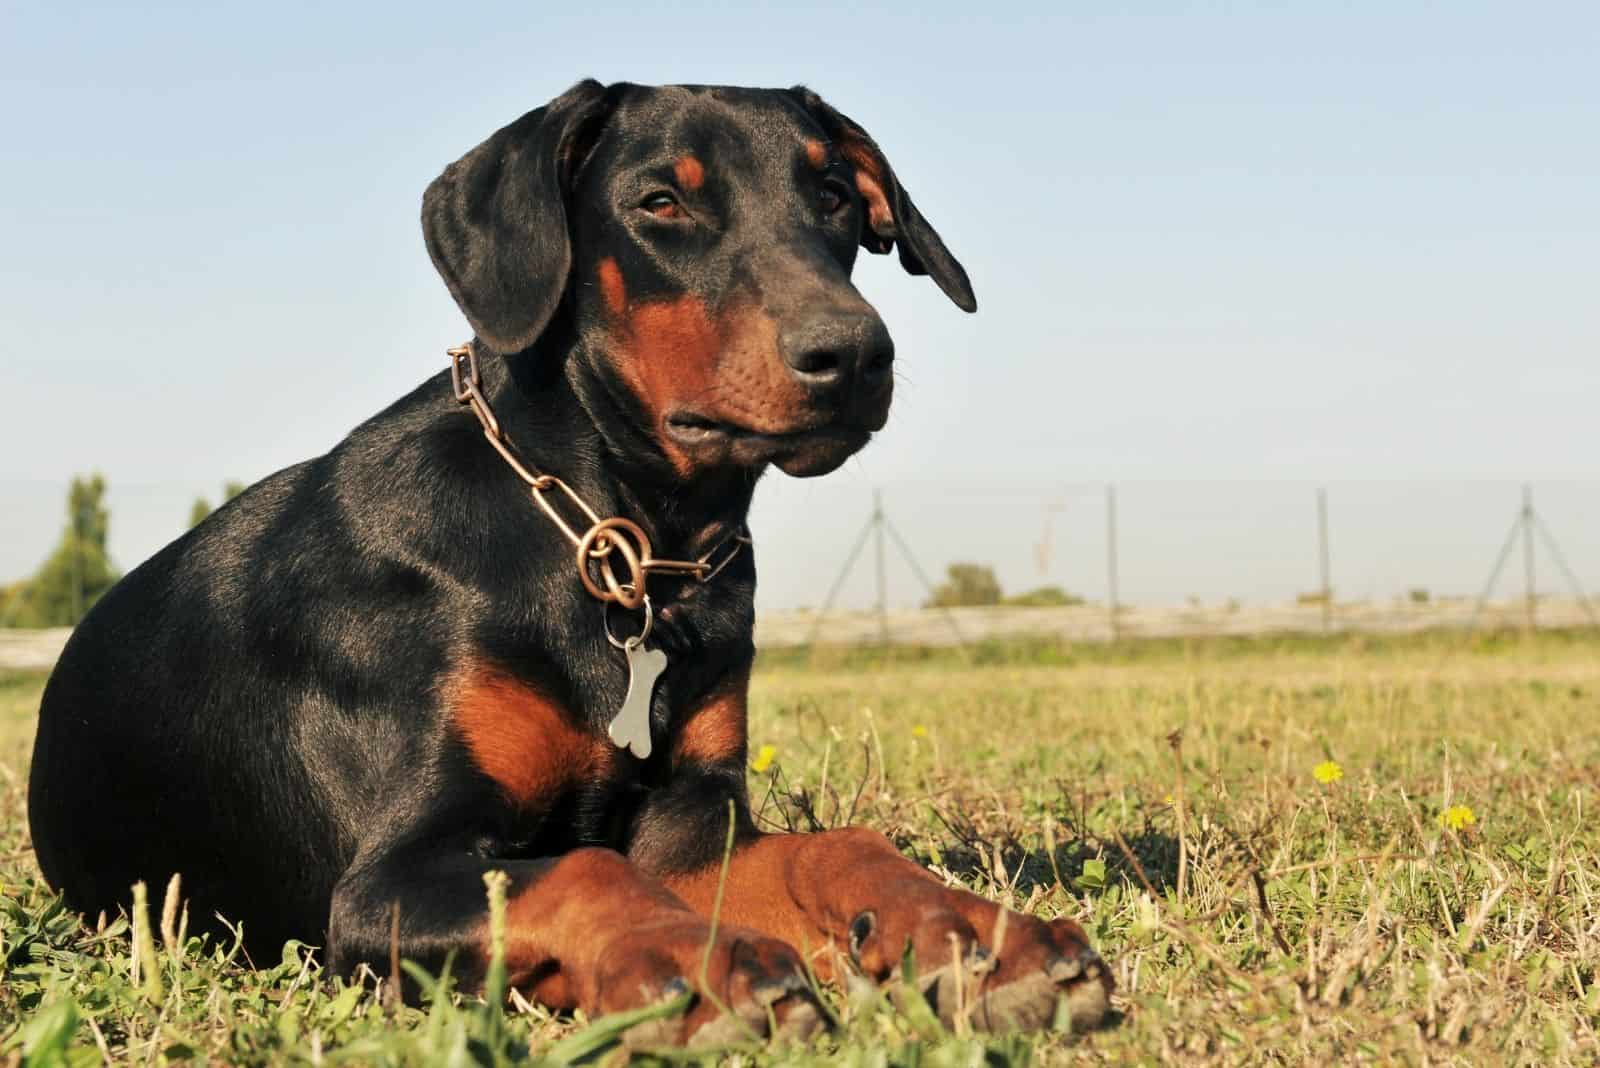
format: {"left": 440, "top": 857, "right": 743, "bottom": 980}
{"left": 29, "top": 80, "right": 1110, "bottom": 1043}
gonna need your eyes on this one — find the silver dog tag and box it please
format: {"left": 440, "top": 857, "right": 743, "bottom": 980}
{"left": 608, "top": 641, "right": 667, "bottom": 759}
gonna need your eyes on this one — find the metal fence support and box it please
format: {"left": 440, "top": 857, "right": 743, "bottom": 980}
{"left": 1317, "top": 487, "right": 1332, "bottom": 633}
{"left": 1521, "top": 484, "right": 1537, "bottom": 633}
{"left": 1105, "top": 484, "right": 1120, "bottom": 641}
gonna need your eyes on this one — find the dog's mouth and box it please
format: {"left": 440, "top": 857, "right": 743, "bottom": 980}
{"left": 664, "top": 411, "right": 875, "bottom": 477}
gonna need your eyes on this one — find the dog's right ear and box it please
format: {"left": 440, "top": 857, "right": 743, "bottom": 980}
{"left": 788, "top": 87, "right": 977, "bottom": 314}
{"left": 422, "top": 79, "right": 615, "bottom": 355}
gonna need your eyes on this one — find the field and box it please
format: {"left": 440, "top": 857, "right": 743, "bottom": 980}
{"left": 3, "top": 629, "right": 1599, "bottom": 1065}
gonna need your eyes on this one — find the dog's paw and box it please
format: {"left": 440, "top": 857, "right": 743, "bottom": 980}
{"left": 844, "top": 882, "right": 1112, "bottom": 1033}
{"left": 590, "top": 914, "right": 825, "bottom": 1047}
{"left": 958, "top": 914, "right": 1111, "bottom": 1033}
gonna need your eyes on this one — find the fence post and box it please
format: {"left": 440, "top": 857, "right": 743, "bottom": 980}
{"left": 1522, "top": 483, "right": 1536, "bottom": 633}
{"left": 1105, "top": 484, "right": 1120, "bottom": 641}
{"left": 1317, "top": 487, "right": 1332, "bottom": 632}
{"left": 873, "top": 490, "right": 889, "bottom": 645}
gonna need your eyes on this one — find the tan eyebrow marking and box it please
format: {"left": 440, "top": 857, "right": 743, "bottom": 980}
{"left": 674, "top": 155, "right": 705, "bottom": 191}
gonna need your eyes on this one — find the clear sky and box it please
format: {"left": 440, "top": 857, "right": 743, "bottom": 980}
{"left": 3, "top": 2, "right": 1597, "bottom": 612}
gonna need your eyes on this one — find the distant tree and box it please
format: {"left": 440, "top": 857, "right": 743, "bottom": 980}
{"left": 926, "top": 563, "right": 1003, "bottom": 608}
{"left": 188, "top": 480, "right": 248, "bottom": 528}
{"left": 6, "top": 474, "right": 120, "bottom": 628}
{"left": 1003, "top": 585, "right": 1085, "bottom": 607}
{"left": 0, "top": 582, "right": 27, "bottom": 627}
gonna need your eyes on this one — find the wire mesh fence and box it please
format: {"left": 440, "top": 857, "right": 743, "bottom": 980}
{"left": 746, "top": 478, "right": 1599, "bottom": 646}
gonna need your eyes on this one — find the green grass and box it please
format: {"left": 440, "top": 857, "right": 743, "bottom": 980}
{"left": 3, "top": 629, "right": 1599, "bottom": 1064}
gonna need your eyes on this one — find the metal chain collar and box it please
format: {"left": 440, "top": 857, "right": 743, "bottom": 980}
{"left": 448, "top": 343, "right": 750, "bottom": 611}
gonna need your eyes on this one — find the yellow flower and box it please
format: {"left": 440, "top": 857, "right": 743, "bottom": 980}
{"left": 1439, "top": 804, "right": 1476, "bottom": 831}
{"left": 1312, "top": 760, "right": 1344, "bottom": 785}
{"left": 750, "top": 744, "right": 777, "bottom": 773}
{"left": 1163, "top": 794, "right": 1175, "bottom": 806}
{"left": 911, "top": 724, "right": 928, "bottom": 739}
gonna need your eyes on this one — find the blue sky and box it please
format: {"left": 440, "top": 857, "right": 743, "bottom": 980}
{"left": 3, "top": 2, "right": 1597, "bottom": 610}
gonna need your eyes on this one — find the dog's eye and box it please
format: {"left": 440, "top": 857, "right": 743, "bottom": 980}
{"left": 818, "top": 183, "right": 848, "bottom": 215}
{"left": 640, "top": 192, "right": 684, "bottom": 219}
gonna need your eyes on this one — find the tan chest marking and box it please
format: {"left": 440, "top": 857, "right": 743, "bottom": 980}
{"left": 449, "top": 666, "right": 617, "bottom": 808}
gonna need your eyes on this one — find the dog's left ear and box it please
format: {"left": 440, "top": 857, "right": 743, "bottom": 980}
{"left": 423, "top": 79, "right": 616, "bottom": 354}
{"left": 789, "top": 87, "right": 977, "bottom": 313}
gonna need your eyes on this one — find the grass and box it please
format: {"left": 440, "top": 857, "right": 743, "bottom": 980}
{"left": 3, "top": 628, "right": 1599, "bottom": 1064}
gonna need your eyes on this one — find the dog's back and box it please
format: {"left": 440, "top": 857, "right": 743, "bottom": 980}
{"left": 28, "top": 377, "right": 463, "bottom": 951}
{"left": 32, "top": 462, "right": 330, "bottom": 948}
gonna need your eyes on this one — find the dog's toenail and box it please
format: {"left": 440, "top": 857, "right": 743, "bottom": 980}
{"left": 1048, "top": 953, "right": 1084, "bottom": 982}
{"left": 848, "top": 910, "right": 876, "bottom": 964}
{"left": 752, "top": 973, "right": 804, "bottom": 1006}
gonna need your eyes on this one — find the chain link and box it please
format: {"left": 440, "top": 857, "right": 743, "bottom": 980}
{"left": 448, "top": 343, "right": 750, "bottom": 608}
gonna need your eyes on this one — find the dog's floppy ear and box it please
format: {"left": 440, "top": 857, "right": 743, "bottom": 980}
{"left": 789, "top": 87, "right": 976, "bottom": 313}
{"left": 422, "top": 79, "right": 615, "bottom": 354}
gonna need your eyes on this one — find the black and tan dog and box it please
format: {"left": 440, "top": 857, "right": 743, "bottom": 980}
{"left": 29, "top": 80, "right": 1110, "bottom": 1043}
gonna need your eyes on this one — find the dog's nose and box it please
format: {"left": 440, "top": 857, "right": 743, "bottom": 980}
{"left": 779, "top": 316, "right": 894, "bottom": 395}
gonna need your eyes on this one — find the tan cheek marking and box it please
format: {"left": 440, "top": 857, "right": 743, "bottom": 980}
{"left": 611, "top": 296, "right": 723, "bottom": 475}
{"left": 608, "top": 301, "right": 811, "bottom": 472}
{"left": 674, "top": 155, "right": 705, "bottom": 191}
{"left": 449, "top": 666, "right": 614, "bottom": 808}
{"left": 626, "top": 296, "right": 722, "bottom": 415}
{"left": 598, "top": 258, "right": 626, "bottom": 316}
{"left": 803, "top": 139, "right": 828, "bottom": 170}
{"left": 672, "top": 669, "right": 749, "bottom": 768}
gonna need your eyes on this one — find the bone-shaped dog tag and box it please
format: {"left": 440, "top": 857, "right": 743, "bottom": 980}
{"left": 608, "top": 641, "right": 667, "bottom": 759}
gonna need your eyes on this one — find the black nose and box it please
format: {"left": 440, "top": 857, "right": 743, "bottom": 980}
{"left": 780, "top": 315, "right": 894, "bottom": 396}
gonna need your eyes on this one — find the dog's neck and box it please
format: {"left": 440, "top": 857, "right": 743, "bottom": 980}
{"left": 480, "top": 331, "right": 760, "bottom": 563}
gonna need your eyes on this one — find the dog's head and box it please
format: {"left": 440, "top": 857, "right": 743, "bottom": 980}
{"left": 423, "top": 81, "right": 974, "bottom": 478}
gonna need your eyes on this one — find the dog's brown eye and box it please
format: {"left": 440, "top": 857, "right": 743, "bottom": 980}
{"left": 641, "top": 192, "right": 683, "bottom": 219}
{"left": 818, "top": 184, "right": 847, "bottom": 215}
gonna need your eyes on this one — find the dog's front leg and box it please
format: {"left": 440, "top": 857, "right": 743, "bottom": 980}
{"left": 631, "top": 674, "right": 1112, "bottom": 1032}
{"left": 325, "top": 842, "right": 820, "bottom": 1044}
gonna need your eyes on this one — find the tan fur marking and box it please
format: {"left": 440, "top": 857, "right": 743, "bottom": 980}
{"left": 662, "top": 835, "right": 821, "bottom": 970}
{"left": 840, "top": 139, "right": 895, "bottom": 236}
{"left": 626, "top": 296, "right": 721, "bottom": 415}
{"left": 709, "top": 307, "right": 809, "bottom": 431}
{"left": 598, "top": 257, "right": 626, "bottom": 316}
{"left": 502, "top": 847, "right": 689, "bottom": 1008}
{"left": 607, "top": 295, "right": 808, "bottom": 474}
{"left": 658, "top": 828, "right": 910, "bottom": 980}
{"left": 661, "top": 828, "right": 1107, "bottom": 998}
{"left": 449, "top": 666, "right": 614, "bottom": 808}
{"left": 672, "top": 668, "right": 749, "bottom": 767}
{"left": 674, "top": 155, "right": 705, "bottom": 191}
{"left": 803, "top": 139, "right": 828, "bottom": 170}
{"left": 617, "top": 295, "right": 721, "bottom": 475}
